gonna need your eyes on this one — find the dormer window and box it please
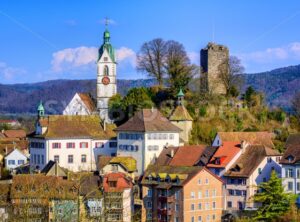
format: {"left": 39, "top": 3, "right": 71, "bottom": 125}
{"left": 287, "top": 155, "right": 294, "bottom": 163}
{"left": 215, "top": 158, "right": 221, "bottom": 165}
{"left": 166, "top": 175, "right": 171, "bottom": 183}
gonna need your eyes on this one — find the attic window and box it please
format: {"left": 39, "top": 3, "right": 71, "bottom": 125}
{"left": 104, "top": 57, "right": 108, "bottom": 62}
{"left": 148, "top": 175, "right": 152, "bottom": 181}
{"left": 166, "top": 176, "right": 171, "bottom": 183}
{"left": 215, "top": 158, "right": 221, "bottom": 165}
{"left": 287, "top": 155, "right": 294, "bottom": 163}
{"left": 109, "top": 181, "right": 117, "bottom": 188}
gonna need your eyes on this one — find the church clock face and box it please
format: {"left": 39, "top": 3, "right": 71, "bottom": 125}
{"left": 102, "top": 76, "right": 110, "bottom": 85}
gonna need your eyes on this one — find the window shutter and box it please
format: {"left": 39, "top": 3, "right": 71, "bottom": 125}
{"left": 80, "top": 143, "right": 82, "bottom": 148}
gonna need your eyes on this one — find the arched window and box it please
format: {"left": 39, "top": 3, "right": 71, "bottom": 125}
{"left": 103, "top": 65, "right": 109, "bottom": 76}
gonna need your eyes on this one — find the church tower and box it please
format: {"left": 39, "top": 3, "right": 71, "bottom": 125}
{"left": 97, "top": 23, "right": 117, "bottom": 123}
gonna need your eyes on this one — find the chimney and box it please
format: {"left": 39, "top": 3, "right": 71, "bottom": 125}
{"left": 241, "top": 140, "right": 248, "bottom": 153}
{"left": 151, "top": 107, "right": 154, "bottom": 113}
{"left": 103, "top": 121, "right": 107, "bottom": 132}
{"left": 170, "top": 149, "right": 174, "bottom": 158}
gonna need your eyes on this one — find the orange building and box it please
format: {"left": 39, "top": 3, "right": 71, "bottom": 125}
{"left": 141, "top": 165, "right": 223, "bottom": 222}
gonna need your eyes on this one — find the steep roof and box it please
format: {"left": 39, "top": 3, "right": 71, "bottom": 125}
{"left": 98, "top": 156, "right": 137, "bottom": 172}
{"left": 169, "top": 105, "right": 193, "bottom": 121}
{"left": 207, "top": 141, "right": 241, "bottom": 168}
{"left": 224, "top": 145, "right": 280, "bottom": 178}
{"left": 280, "top": 134, "right": 300, "bottom": 164}
{"left": 115, "top": 109, "right": 181, "bottom": 132}
{"left": 217, "top": 132, "right": 274, "bottom": 148}
{"left": 103, "top": 172, "right": 133, "bottom": 192}
{"left": 156, "top": 145, "right": 218, "bottom": 167}
{"left": 79, "top": 174, "right": 102, "bottom": 198}
{"left": 41, "top": 160, "right": 67, "bottom": 177}
{"left": 31, "top": 115, "right": 116, "bottom": 139}
{"left": 3, "top": 130, "right": 26, "bottom": 138}
{"left": 77, "top": 93, "right": 96, "bottom": 113}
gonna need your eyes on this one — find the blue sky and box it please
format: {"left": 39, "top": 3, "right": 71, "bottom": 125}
{"left": 1, "top": 0, "right": 300, "bottom": 84}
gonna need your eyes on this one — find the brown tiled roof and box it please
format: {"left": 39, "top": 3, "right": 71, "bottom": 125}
{"left": 0, "top": 140, "right": 28, "bottom": 155}
{"left": 224, "top": 145, "right": 280, "bottom": 178}
{"left": 78, "top": 93, "right": 96, "bottom": 113}
{"left": 207, "top": 141, "right": 241, "bottom": 168}
{"left": 31, "top": 115, "right": 116, "bottom": 139}
{"left": 218, "top": 132, "right": 274, "bottom": 148}
{"left": 115, "top": 109, "right": 181, "bottom": 132}
{"left": 11, "top": 175, "right": 78, "bottom": 200}
{"left": 169, "top": 105, "right": 193, "bottom": 121}
{"left": 3, "top": 130, "right": 26, "bottom": 138}
{"left": 79, "top": 174, "right": 101, "bottom": 198}
{"left": 280, "top": 134, "right": 300, "bottom": 164}
{"left": 155, "top": 145, "right": 218, "bottom": 167}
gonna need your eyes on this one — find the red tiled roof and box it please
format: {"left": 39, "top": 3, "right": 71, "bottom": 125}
{"left": 78, "top": 93, "right": 96, "bottom": 113}
{"left": 169, "top": 145, "right": 206, "bottom": 166}
{"left": 3, "top": 130, "right": 26, "bottom": 138}
{"left": 115, "top": 109, "right": 181, "bottom": 132}
{"left": 207, "top": 141, "right": 241, "bottom": 168}
{"left": 103, "top": 172, "right": 133, "bottom": 192}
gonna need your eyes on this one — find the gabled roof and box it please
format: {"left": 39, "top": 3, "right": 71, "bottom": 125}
{"left": 155, "top": 145, "right": 218, "bottom": 167}
{"left": 3, "top": 130, "right": 26, "bottom": 138}
{"left": 207, "top": 141, "right": 241, "bottom": 168}
{"left": 224, "top": 145, "right": 280, "bottom": 178}
{"left": 5, "top": 148, "right": 27, "bottom": 159}
{"left": 77, "top": 93, "right": 96, "bottom": 113}
{"left": 103, "top": 172, "right": 133, "bottom": 192}
{"left": 217, "top": 131, "right": 274, "bottom": 148}
{"left": 98, "top": 156, "right": 137, "bottom": 172}
{"left": 31, "top": 115, "right": 116, "bottom": 140}
{"left": 169, "top": 105, "right": 193, "bottom": 121}
{"left": 280, "top": 134, "right": 300, "bottom": 164}
{"left": 115, "top": 109, "right": 181, "bottom": 132}
{"left": 41, "top": 160, "right": 67, "bottom": 177}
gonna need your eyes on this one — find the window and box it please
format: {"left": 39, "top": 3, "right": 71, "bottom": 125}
{"left": 198, "top": 179, "right": 201, "bottom": 185}
{"left": 147, "top": 201, "right": 152, "bottom": 208}
{"left": 242, "top": 190, "right": 247, "bottom": 196}
{"left": 205, "top": 178, "right": 209, "bottom": 184}
{"left": 175, "top": 191, "right": 180, "bottom": 200}
{"left": 287, "top": 168, "right": 293, "bottom": 178}
{"left": 267, "top": 157, "right": 272, "bottom": 163}
{"left": 236, "top": 190, "right": 242, "bottom": 196}
{"left": 205, "top": 203, "right": 209, "bottom": 210}
{"left": 288, "top": 182, "right": 293, "bottom": 191}
{"left": 212, "top": 201, "right": 216, "bottom": 209}
{"left": 175, "top": 204, "right": 179, "bottom": 212}
{"left": 68, "top": 155, "right": 73, "bottom": 163}
{"left": 95, "top": 142, "right": 104, "bottom": 148}
{"left": 66, "top": 142, "right": 75, "bottom": 148}
{"left": 205, "top": 190, "right": 209, "bottom": 197}
{"left": 169, "top": 134, "right": 174, "bottom": 140}
{"left": 81, "top": 154, "right": 87, "bottom": 163}
{"left": 8, "top": 160, "right": 15, "bottom": 165}
{"left": 147, "top": 189, "right": 152, "bottom": 197}
{"left": 104, "top": 57, "right": 108, "bottom": 62}
{"left": 227, "top": 201, "right": 232, "bottom": 208}
{"left": 104, "top": 65, "right": 109, "bottom": 76}
{"left": 175, "top": 217, "right": 179, "bottom": 222}
{"left": 80, "top": 142, "right": 88, "bottom": 148}
{"left": 198, "top": 216, "right": 202, "bottom": 222}
{"left": 212, "top": 214, "right": 216, "bottom": 221}
{"left": 148, "top": 145, "right": 159, "bottom": 151}
{"left": 228, "top": 189, "right": 234, "bottom": 195}
{"left": 258, "top": 168, "right": 262, "bottom": 174}
{"left": 37, "top": 155, "right": 40, "bottom": 164}
{"left": 198, "top": 203, "right": 202, "bottom": 210}
{"left": 54, "top": 155, "right": 59, "bottom": 163}
{"left": 111, "top": 164, "right": 118, "bottom": 172}
{"left": 191, "top": 216, "right": 194, "bottom": 222}
{"left": 212, "top": 189, "right": 216, "bottom": 197}
{"left": 191, "top": 191, "right": 195, "bottom": 199}
{"left": 109, "top": 142, "right": 117, "bottom": 148}
{"left": 18, "top": 160, "right": 25, "bottom": 165}
{"left": 41, "top": 155, "right": 44, "bottom": 165}
{"left": 52, "top": 143, "right": 61, "bottom": 149}
{"left": 191, "top": 204, "right": 195, "bottom": 211}
{"left": 147, "top": 212, "right": 152, "bottom": 219}
{"left": 297, "top": 182, "right": 300, "bottom": 191}
{"left": 198, "top": 191, "right": 202, "bottom": 198}
{"left": 297, "top": 169, "right": 300, "bottom": 179}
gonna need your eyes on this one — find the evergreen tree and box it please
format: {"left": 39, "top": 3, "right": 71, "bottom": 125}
{"left": 253, "top": 170, "right": 296, "bottom": 221}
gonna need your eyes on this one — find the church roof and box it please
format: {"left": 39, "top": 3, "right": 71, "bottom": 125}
{"left": 169, "top": 105, "right": 193, "bottom": 121}
{"left": 115, "top": 109, "right": 181, "bottom": 132}
{"left": 98, "top": 29, "right": 115, "bottom": 62}
{"left": 31, "top": 115, "right": 116, "bottom": 140}
{"left": 77, "top": 93, "right": 96, "bottom": 113}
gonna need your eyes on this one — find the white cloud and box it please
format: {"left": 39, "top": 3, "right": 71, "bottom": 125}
{"left": 51, "top": 46, "right": 136, "bottom": 73}
{"left": 0, "top": 62, "right": 26, "bottom": 80}
{"left": 238, "top": 42, "right": 300, "bottom": 64}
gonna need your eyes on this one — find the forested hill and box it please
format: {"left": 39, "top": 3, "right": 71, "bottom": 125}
{"left": 0, "top": 64, "right": 299, "bottom": 114}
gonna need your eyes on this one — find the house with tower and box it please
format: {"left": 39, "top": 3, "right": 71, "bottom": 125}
{"left": 63, "top": 23, "right": 117, "bottom": 123}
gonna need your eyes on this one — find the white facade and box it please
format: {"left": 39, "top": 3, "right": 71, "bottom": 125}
{"left": 63, "top": 93, "right": 92, "bottom": 115}
{"left": 97, "top": 43, "right": 117, "bottom": 122}
{"left": 281, "top": 164, "right": 300, "bottom": 204}
{"left": 117, "top": 131, "right": 180, "bottom": 175}
{"left": 4, "top": 149, "right": 28, "bottom": 171}
{"left": 122, "top": 188, "right": 134, "bottom": 222}
{"left": 29, "top": 138, "right": 117, "bottom": 172}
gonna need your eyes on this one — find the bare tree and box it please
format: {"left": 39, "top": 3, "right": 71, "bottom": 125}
{"left": 137, "top": 38, "right": 167, "bottom": 87}
{"left": 218, "top": 56, "right": 245, "bottom": 96}
{"left": 165, "top": 40, "right": 199, "bottom": 94}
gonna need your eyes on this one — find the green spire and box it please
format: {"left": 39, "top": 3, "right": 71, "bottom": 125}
{"left": 177, "top": 88, "right": 184, "bottom": 97}
{"left": 98, "top": 18, "right": 116, "bottom": 62}
{"left": 37, "top": 101, "right": 45, "bottom": 117}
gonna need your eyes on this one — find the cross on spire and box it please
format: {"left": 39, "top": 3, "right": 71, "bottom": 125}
{"left": 105, "top": 17, "right": 109, "bottom": 28}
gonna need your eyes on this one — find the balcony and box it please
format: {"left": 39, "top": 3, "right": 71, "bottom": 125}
{"left": 167, "top": 196, "right": 175, "bottom": 203}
